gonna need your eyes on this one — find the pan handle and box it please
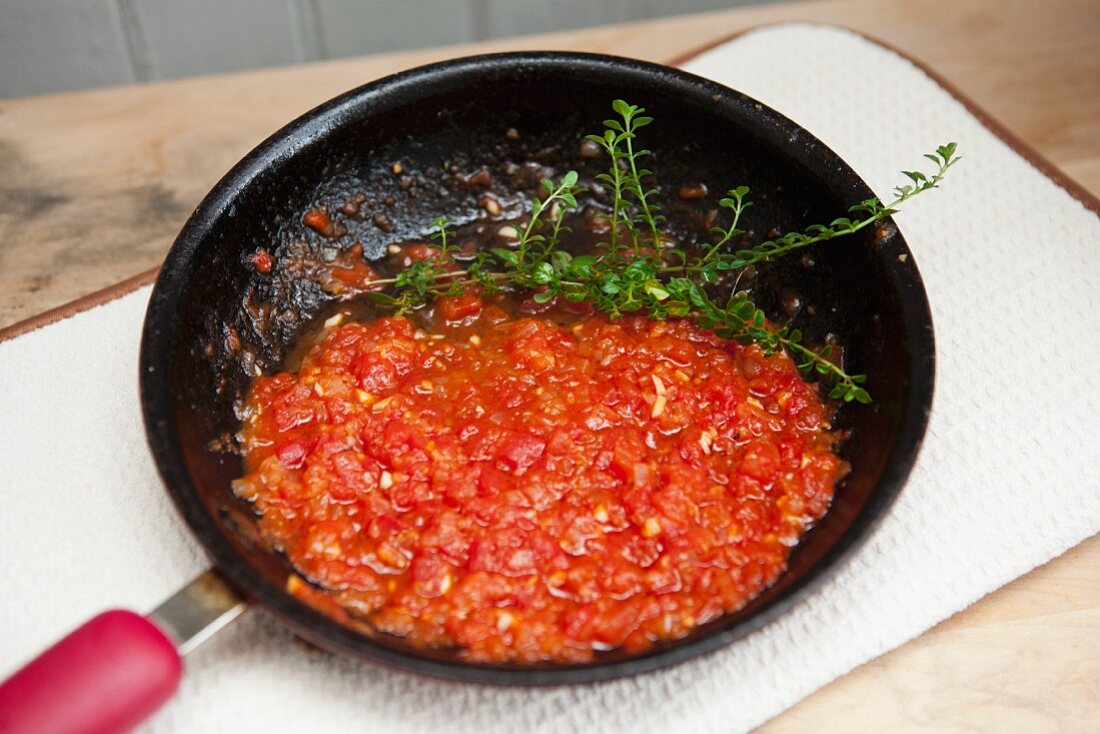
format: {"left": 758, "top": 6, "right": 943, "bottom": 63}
{"left": 0, "top": 570, "right": 247, "bottom": 734}
{"left": 0, "top": 610, "right": 181, "bottom": 734}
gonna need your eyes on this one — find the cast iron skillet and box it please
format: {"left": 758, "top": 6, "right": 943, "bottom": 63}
{"left": 145, "top": 51, "right": 934, "bottom": 682}
{"left": 0, "top": 51, "right": 935, "bottom": 733}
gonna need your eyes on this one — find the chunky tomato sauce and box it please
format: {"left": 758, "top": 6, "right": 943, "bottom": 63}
{"left": 234, "top": 299, "right": 843, "bottom": 662}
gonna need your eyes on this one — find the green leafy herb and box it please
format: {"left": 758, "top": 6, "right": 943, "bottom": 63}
{"left": 353, "top": 102, "right": 960, "bottom": 404}
{"left": 584, "top": 100, "right": 664, "bottom": 254}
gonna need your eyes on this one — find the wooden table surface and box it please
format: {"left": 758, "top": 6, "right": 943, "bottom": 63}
{"left": 1, "top": 0, "right": 1096, "bottom": 729}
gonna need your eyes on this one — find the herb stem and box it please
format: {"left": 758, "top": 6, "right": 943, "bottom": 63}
{"left": 623, "top": 126, "right": 659, "bottom": 251}
{"left": 607, "top": 150, "right": 625, "bottom": 253}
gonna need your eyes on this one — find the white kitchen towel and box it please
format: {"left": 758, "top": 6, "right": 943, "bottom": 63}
{"left": 2, "top": 23, "right": 1099, "bottom": 734}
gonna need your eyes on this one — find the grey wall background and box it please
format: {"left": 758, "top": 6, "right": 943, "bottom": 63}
{"left": 0, "top": 0, "right": 779, "bottom": 99}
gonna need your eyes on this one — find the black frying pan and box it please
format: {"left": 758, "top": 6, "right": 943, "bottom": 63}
{"left": 0, "top": 52, "right": 933, "bottom": 733}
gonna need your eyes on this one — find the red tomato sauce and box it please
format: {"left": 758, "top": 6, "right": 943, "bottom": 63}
{"left": 233, "top": 299, "right": 844, "bottom": 663}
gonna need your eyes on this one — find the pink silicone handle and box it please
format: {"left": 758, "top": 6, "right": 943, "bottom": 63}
{"left": 0, "top": 610, "right": 182, "bottom": 734}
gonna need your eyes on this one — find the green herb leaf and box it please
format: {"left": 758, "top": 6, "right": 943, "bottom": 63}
{"left": 490, "top": 248, "right": 519, "bottom": 266}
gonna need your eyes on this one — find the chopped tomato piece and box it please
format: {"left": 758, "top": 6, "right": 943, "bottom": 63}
{"left": 303, "top": 207, "right": 332, "bottom": 234}
{"left": 250, "top": 249, "right": 274, "bottom": 273}
{"left": 497, "top": 431, "right": 546, "bottom": 470}
{"left": 437, "top": 293, "right": 483, "bottom": 322}
{"left": 740, "top": 440, "right": 782, "bottom": 482}
{"left": 330, "top": 261, "right": 381, "bottom": 289}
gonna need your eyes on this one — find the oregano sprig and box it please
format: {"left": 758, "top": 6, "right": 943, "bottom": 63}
{"left": 353, "top": 101, "right": 960, "bottom": 404}
{"left": 507, "top": 171, "right": 583, "bottom": 270}
{"left": 584, "top": 100, "right": 665, "bottom": 254}
{"left": 687, "top": 142, "right": 960, "bottom": 280}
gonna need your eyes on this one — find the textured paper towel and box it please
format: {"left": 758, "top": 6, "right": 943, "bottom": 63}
{"left": 2, "top": 24, "right": 1099, "bottom": 734}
